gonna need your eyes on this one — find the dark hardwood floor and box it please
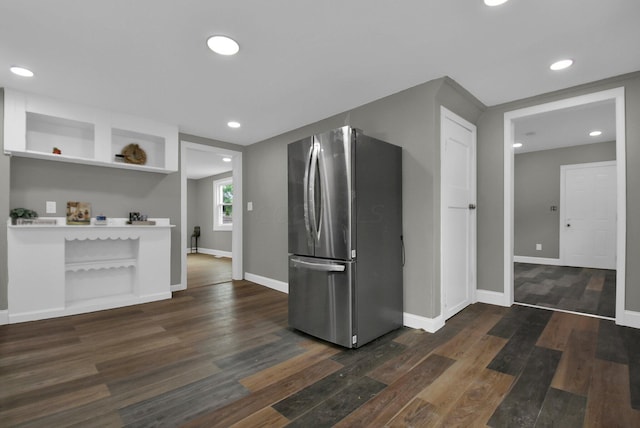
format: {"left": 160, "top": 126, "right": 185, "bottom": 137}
{"left": 1, "top": 279, "right": 639, "bottom": 427}
{"left": 187, "top": 253, "right": 232, "bottom": 288}
{"left": 514, "top": 263, "right": 616, "bottom": 318}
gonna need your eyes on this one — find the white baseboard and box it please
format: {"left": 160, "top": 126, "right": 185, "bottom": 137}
{"left": 0, "top": 310, "right": 8, "bottom": 325}
{"left": 513, "top": 256, "right": 563, "bottom": 266}
{"left": 620, "top": 310, "right": 640, "bottom": 329}
{"left": 403, "top": 312, "right": 445, "bottom": 333}
{"left": 171, "top": 283, "right": 186, "bottom": 292}
{"left": 245, "top": 272, "right": 288, "bottom": 294}
{"left": 476, "top": 289, "right": 510, "bottom": 307}
{"left": 185, "top": 247, "right": 232, "bottom": 258}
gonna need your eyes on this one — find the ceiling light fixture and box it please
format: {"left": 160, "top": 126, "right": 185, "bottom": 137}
{"left": 207, "top": 35, "right": 240, "bottom": 56}
{"left": 10, "top": 66, "right": 34, "bottom": 77}
{"left": 513, "top": 142, "right": 523, "bottom": 148}
{"left": 227, "top": 121, "right": 241, "bottom": 128}
{"left": 222, "top": 157, "right": 232, "bottom": 162}
{"left": 589, "top": 130, "right": 602, "bottom": 137}
{"left": 484, "top": 0, "right": 510, "bottom": 6}
{"left": 549, "top": 59, "right": 574, "bottom": 71}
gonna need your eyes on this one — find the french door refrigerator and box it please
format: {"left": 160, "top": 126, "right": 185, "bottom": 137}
{"left": 288, "top": 126, "right": 403, "bottom": 348}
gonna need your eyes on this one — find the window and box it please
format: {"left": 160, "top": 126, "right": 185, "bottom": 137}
{"left": 213, "top": 177, "right": 233, "bottom": 231}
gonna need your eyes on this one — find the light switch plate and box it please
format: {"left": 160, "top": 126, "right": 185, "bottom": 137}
{"left": 46, "top": 201, "right": 56, "bottom": 214}
{"left": 247, "top": 202, "right": 253, "bottom": 211}
{"left": 536, "top": 243, "right": 542, "bottom": 251}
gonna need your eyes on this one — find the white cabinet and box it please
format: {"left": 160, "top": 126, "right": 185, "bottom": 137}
{"left": 3, "top": 89, "right": 178, "bottom": 173}
{"left": 7, "top": 219, "right": 173, "bottom": 323}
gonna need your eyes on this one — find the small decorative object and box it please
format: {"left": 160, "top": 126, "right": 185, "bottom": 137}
{"left": 121, "top": 143, "right": 147, "bottom": 165}
{"left": 67, "top": 201, "right": 91, "bottom": 225}
{"left": 95, "top": 214, "right": 108, "bottom": 225}
{"left": 9, "top": 207, "right": 38, "bottom": 225}
{"left": 114, "top": 153, "right": 126, "bottom": 163}
{"left": 127, "top": 212, "right": 155, "bottom": 225}
{"left": 52, "top": 147, "right": 62, "bottom": 155}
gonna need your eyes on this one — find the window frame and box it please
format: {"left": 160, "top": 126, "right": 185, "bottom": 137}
{"left": 213, "top": 177, "right": 233, "bottom": 231}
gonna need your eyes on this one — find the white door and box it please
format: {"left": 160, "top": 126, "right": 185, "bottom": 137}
{"left": 441, "top": 107, "right": 477, "bottom": 320}
{"left": 561, "top": 161, "right": 616, "bottom": 269}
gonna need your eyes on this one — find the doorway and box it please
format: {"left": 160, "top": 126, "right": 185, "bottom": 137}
{"left": 504, "top": 87, "right": 626, "bottom": 323}
{"left": 179, "top": 141, "right": 243, "bottom": 291}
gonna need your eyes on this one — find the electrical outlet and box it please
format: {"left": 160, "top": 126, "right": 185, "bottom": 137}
{"left": 46, "top": 201, "right": 56, "bottom": 214}
{"left": 536, "top": 243, "right": 542, "bottom": 251}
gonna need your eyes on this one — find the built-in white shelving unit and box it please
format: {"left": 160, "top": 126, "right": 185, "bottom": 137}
{"left": 7, "top": 218, "right": 173, "bottom": 323}
{"left": 3, "top": 89, "right": 178, "bottom": 173}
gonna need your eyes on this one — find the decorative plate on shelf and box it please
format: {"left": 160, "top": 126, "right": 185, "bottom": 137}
{"left": 121, "top": 143, "right": 147, "bottom": 165}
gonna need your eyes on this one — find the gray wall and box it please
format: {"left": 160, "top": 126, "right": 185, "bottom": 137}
{"left": 514, "top": 142, "right": 616, "bottom": 258}
{"left": 187, "top": 171, "right": 233, "bottom": 253}
{"left": 9, "top": 157, "right": 182, "bottom": 285}
{"left": 1, "top": 89, "right": 8, "bottom": 310}
{"left": 477, "top": 71, "right": 640, "bottom": 312}
{"left": 244, "top": 77, "right": 483, "bottom": 318}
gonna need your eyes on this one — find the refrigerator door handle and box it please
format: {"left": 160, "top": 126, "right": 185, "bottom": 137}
{"left": 308, "top": 139, "right": 321, "bottom": 243}
{"left": 290, "top": 258, "right": 346, "bottom": 272}
{"left": 303, "top": 143, "right": 315, "bottom": 244}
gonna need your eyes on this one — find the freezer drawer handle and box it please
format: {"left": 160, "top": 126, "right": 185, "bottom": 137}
{"left": 291, "top": 259, "right": 345, "bottom": 272}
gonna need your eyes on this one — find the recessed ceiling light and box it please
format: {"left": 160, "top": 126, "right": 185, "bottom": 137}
{"left": 207, "top": 35, "right": 240, "bottom": 56}
{"left": 227, "top": 121, "right": 241, "bottom": 128}
{"left": 513, "top": 142, "right": 523, "bottom": 148}
{"left": 589, "top": 130, "right": 602, "bottom": 137}
{"left": 222, "top": 157, "right": 232, "bottom": 162}
{"left": 10, "top": 66, "right": 34, "bottom": 77}
{"left": 550, "top": 59, "right": 574, "bottom": 71}
{"left": 484, "top": 0, "right": 510, "bottom": 6}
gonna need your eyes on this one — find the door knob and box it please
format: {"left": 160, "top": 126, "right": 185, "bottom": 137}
{"left": 566, "top": 223, "right": 571, "bottom": 227}
{"left": 468, "top": 204, "right": 476, "bottom": 210}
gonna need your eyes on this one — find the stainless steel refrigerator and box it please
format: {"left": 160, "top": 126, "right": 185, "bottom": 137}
{"left": 288, "top": 126, "right": 403, "bottom": 348}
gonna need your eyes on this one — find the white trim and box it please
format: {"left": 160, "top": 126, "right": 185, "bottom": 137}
{"left": 515, "top": 302, "right": 613, "bottom": 321}
{"left": 440, "top": 106, "right": 477, "bottom": 321}
{"left": 403, "top": 312, "right": 445, "bottom": 333}
{"left": 621, "top": 310, "right": 640, "bottom": 329}
{"left": 0, "top": 310, "right": 8, "bottom": 325}
{"left": 503, "top": 87, "right": 626, "bottom": 326}
{"left": 513, "top": 256, "right": 564, "bottom": 266}
{"left": 181, "top": 141, "right": 243, "bottom": 286}
{"left": 185, "top": 247, "right": 233, "bottom": 258}
{"left": 245, "top": 272, "right": 288, "bottom": 294}
{"left": 7, "top": 292, "right": 171, "bottom": 324}
{"left": 476, "top": 289, "right": 510, "bottom": 307}
{"left": 171, "top": 284, "right": 186, "bottom": 292}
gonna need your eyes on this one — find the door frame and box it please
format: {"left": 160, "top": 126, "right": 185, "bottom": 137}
{"left": 503, "top": 87, "right": 626, "bottom": 324}
{"left": 560, "top": 160, "right": 617, "bottom": 269}
{"left": 440, "top": 106, "right": 477, "bottom": 320}
{"left": 178, "top": 140, "right": 243, "bottom": 291}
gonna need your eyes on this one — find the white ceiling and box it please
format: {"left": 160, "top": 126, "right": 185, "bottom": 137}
{"left": 184, "top": 147, "right": 233, "bottom": 180}
{"left": 1, "top": 0, "right": 639, "bottom": 148}
{"left": 514, "top": 99, "right": 616, "bottom": 153}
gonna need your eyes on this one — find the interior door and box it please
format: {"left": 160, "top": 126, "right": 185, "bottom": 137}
{"left": 441, "top": 107, "right": 477, "bottom": 320}
{"left": 561, "top": 161, "right": 616, "bottom": 269}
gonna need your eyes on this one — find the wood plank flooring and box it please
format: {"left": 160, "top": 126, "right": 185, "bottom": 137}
{"left": 514, "top": 263, "right": 616, "bottom": 318}
{"left": 1, "top": 280, "right": 640, "bottom": 427}
{"left": 186, "top": 253, "right": 232, "bottom": 288}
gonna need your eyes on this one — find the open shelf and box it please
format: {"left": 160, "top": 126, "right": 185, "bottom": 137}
{"left": 3, "top": 89, "right": 178, "bottom": 173}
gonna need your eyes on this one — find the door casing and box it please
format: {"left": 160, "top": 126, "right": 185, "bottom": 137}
{"left": 503, "top": 87, "right": 627, "bottom": 324}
